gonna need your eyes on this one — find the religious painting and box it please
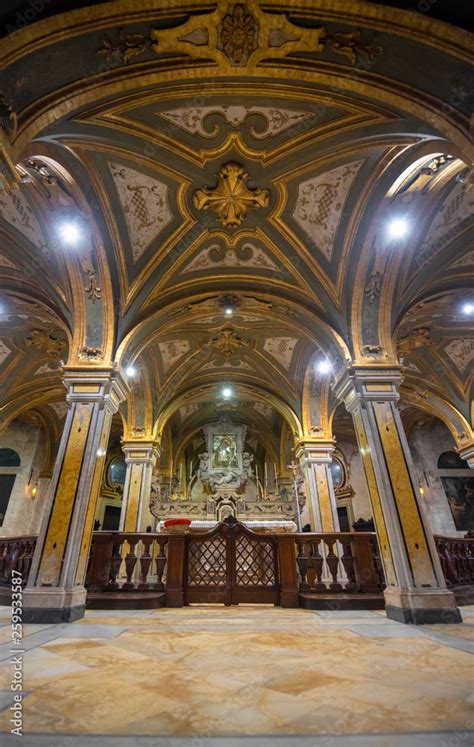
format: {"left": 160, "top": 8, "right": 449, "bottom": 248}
{"left": 441, "top": 476, "right": 474, "bottom": 531}
{"left": 211, "top": 434, "right": 238, "bottom": 469}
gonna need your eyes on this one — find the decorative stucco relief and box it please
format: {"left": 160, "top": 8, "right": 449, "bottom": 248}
{"left": 158, "top": 339, "right": 190, "bottom": 373}
{"left": 109, "top": 162, "right": 172, "bottom": 262}
{"left": 159, "top": 105, "right": 311, "bottom": 139}
{"left": 444, "top": 340, "right": 474, "bottom": 373}
{"left": 182, "top": 242, "right": 280, "bottom": 273}
{"left": 179, "top": 404, "right": 199, "bottom": 420}
{"left": 421, "top": 182, "right": 474, "bottom": 258}
{"left": 292, "top": 160, "right": 363, "bottom": 260}
{"left": 254, "top": 402, "right": 273, "bottom": 420}
{"left": 0, "top": 189, "right": 45, "bottom": 247}
{"left": 0, "top": 339, "right": 11, "bottom": 365}
{"left": 263, "top": 337, "right": 298, "bottom": 367}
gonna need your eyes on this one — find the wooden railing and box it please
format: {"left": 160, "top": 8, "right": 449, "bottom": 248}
{"left": 0, "top": 536, "right": 37, "bottom": 586}
{"left": 293, "top": 532, "right": 384, "bottom": 595}
{"left": 0, "top": 531, "right": 473, "bottom": 608}
{"left": 85, "top": 531, "right": 169, "bottom": 593}
{"left": 433, "top": 535, "right": 474, "bottom": 588}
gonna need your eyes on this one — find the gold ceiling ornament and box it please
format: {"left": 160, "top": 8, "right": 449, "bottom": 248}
{"left": 193, "top": 162, "right": 269, "bottom": 228}
{"left": 397, "top": 326, "right": 432, "bottom": 357}
{"left": 78, "top": 346, "right": 104, "bottom": 361}
{"left": 321, "top": 29, "right": 382, "bottom": 66}
{"left": 96, "top": 3, "right": 383, "bottom": 71}
{"left": 364, "top": 271, "right": 383, "bottom": 303}
{"left": 219, "top": 3, "right": 258, "bottom": 65}
{"left": 208, "top": 326, "right": 247, "bottom": 357}
{"left": 24, "top": 329, "right": 65, "bottom": 358}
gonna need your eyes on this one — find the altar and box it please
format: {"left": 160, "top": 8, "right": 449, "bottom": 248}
{"left": 157, "top": 519, "right": 297, "bottom": 534}
{"left": 150, "top": 418, "right": 302, "bottom": 530}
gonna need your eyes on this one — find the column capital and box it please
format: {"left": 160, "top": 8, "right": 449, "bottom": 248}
{"left": 63, "top": 367, "right": 129, "bottom": 412}
{"left": 295, "top": 438, "right": 336, "bottom": 464}
{"left": 457, "top": 441, "right": 474, "bottom": 468}
{"left": 333, "top": 364, "right": 403, "bottom": 411}
{"left": 121, "top": 439, "right": 160, "bottom": 466}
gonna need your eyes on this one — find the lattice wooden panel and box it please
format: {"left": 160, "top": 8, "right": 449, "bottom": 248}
{"left": 187, "top": 537, "right": 227, "bottom": 587}
{"left": 235, "top": 536, "right": 275, "bottom": 586}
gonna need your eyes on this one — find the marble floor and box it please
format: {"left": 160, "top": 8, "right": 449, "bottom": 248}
{"left": 0, "top": 604, "right": 473, "bottom": 747}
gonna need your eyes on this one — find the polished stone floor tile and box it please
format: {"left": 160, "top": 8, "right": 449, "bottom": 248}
{"left": 0, "top": 605, "right": 471, "bottom": 742}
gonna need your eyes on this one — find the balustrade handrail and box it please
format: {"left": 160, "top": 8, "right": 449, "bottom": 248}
{"left": 0, "top": 535, "right": 38, "bottom": 586}
{"left": 432, "top": 534, "right": 474, "bottom": 588}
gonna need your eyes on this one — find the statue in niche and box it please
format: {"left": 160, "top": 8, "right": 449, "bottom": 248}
{"left": 212, "top": 434, "right": 238, "bottom": 469}
{"left": 197, "top": 452, "right": 209, "bottom": 480}
{"left": 242, "top": 451, "right": 254, "bottom": 478}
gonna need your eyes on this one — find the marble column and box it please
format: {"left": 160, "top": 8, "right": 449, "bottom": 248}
{"left": 335, "top": 366, "right": 460, "bottom": 624}
{"left": 120, "top": 441, "right": 159, "bottom": 532}
{"left": 23, "top": 369, "right": 128, "bottom": 623}
{"left": 295, "top": 439, "right": 340, "bottom": 532}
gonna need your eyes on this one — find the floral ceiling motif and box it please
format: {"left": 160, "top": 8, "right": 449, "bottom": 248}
{"left": 158, "top": 105, "right": 312, "bottom": 139}
{"left": 108, "top": 162, "right": 172, "bottom": 262}
{"left": 292, "top": 160, "right": 364, "bottom": 261}
{"left": 193, "top": 162, "right": 269, "bottom": 228}
{"left": 219, "top": 3, "right": 258, "bottom": 65}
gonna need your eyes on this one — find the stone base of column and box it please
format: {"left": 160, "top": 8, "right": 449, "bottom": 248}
{"left": 384, "top": 587, "right": 462, "bottom": 625}
{"left": 22, "top": 587, "right": 87, "bottom": 624}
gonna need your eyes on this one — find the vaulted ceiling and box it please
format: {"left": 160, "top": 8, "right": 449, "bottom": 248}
{"left": 0, "top": 0, "right": 472, "bottom": 453}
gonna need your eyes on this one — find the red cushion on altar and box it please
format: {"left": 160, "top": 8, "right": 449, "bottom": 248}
{"left": 163, "top": 518, "right": 192, "bottom": 527}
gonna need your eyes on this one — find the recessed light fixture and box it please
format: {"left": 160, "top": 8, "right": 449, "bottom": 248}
{"left": 57, "top": 220, "right": 82, "bottom": 245}
{"left": 224, "top": 308, "right": 233, "bottom": 316}
{"left": 126, "top": 365, "right": 136, "bottom": 377}
{"left": 317, "top": 360, "right": 332, "bottom": 374}
{"left": 222, "top": 386, "right": 233, "bottom": 399}
{"left": 387, "top": 216, "right": 409, "bottom": 240}
{"left": 462, "top": 302, "right": 474, "bottom": 315}
{"left": 96, "top": 448, "right": 106, "bottom": 457}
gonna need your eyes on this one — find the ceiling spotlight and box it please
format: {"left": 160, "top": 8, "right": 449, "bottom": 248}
{"left": 96, "top": 448, "right": 106, "bottom": 457}
{"left": 222, "top": 386, "right": 233, "bottom": 399}
{"left": 387, "top": 216, "right": 409, "bottom": 241}
{"left": 219, "top": 294, "right": 240, "bottom": 316}
{"left": 57, "top": 220, "right": 82, "bottom": 246}
{"left": 317, "top": 360, "right": 332, "bottom": 375}
{"left": 462, "top": 302, "right": 474, "bottom": 315}
{"left": 126, "top": 365, "right": 137, "bottom": 377}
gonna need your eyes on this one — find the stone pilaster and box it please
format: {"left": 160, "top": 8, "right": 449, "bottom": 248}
{"left": 334, "top": 366, "right": 460, "bottom": 624}
{"left": 120, "top": 441, "right": 160, "bottom": 532}
{"left": 23, "top": 368, "right": 128, "bottom": 623}
{"left": 295, "top": 439, "right": 339, "bottom": 532}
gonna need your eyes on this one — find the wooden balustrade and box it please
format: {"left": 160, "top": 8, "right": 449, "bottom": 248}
{"left": 85, "top": 532, "right": 169, "bottom": 593}
{"left": 0, "top": 529, "right": 472, "bottom": 611}
{"left": 433, "top": 535, "right": 474, "bottom": 588}
{"left": 0, "top": 536, "right": 37, "bottom": 587}
{"left": 293, "top": 532, "right": 384, "bottom": 596}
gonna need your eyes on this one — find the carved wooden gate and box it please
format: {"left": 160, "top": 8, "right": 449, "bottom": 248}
{"left": 184, "top": 517, "right": 280, "bottom": 605}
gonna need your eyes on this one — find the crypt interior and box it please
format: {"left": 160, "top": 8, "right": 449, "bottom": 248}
{"left": 0, "top": 1, "right": 473, "bottom": 745}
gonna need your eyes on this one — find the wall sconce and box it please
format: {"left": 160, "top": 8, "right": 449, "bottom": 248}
{"left": 31, "top": 486, "right": 37, "bottom": 499}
